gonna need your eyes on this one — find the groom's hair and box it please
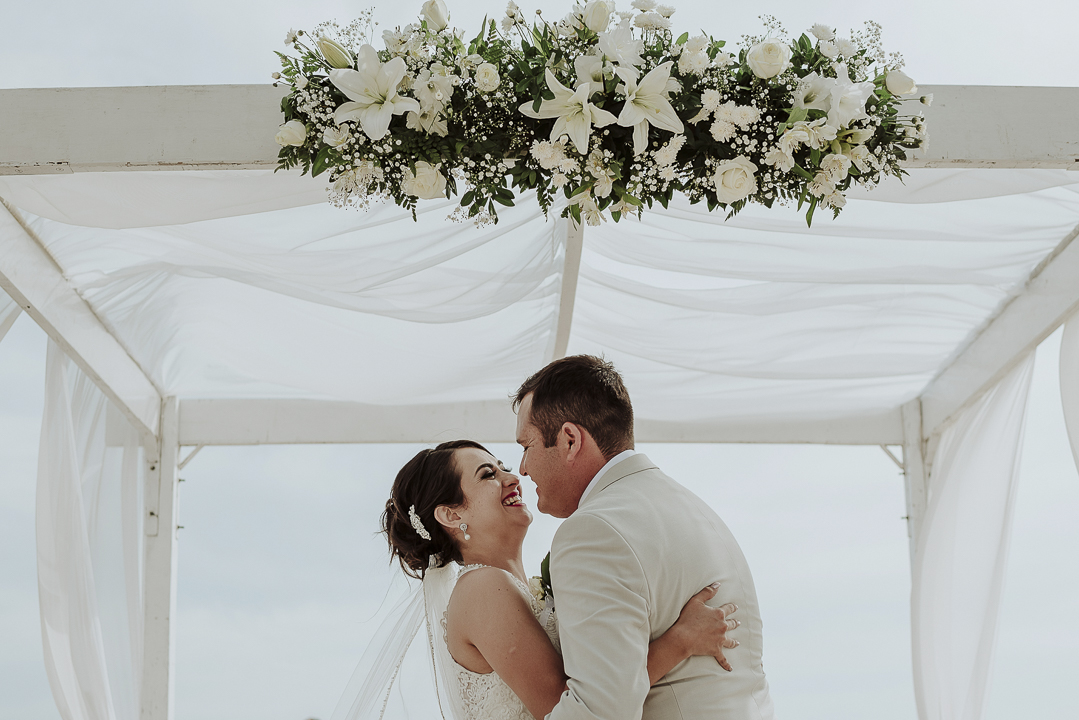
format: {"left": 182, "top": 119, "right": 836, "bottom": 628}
{"left": 512, "top": 355, "right": 634, "bottom": 458}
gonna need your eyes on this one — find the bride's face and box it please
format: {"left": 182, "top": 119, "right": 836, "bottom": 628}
{"left": 453, "top": 447, "right": 533, "bottom": 538}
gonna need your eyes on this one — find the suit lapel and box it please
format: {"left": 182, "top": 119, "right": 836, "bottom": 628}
{"left": 580, "top": 453, "right": 658, "bottom": 507}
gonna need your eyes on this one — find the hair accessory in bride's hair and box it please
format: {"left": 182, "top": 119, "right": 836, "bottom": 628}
{"left": 408, "top": 504, "right": 431, "bottom": 541}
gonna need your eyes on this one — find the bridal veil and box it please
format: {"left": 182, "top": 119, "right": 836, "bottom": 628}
{"left": 330, "top": 557, "right": 467, "bottom": 720}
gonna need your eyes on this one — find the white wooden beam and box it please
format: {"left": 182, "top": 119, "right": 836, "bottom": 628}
{"left": 178, "top": 398, "right": 902, "bottom": 445}
{"left": 141, "top": 397, "right": 180, "bottom": 720}
{"left": 0, "top": 199, "right": 162, "bottom": 445}
{"left": 551, "top": 217, "right": 583, "bottom": 360}
{"left": 0, "top": 85, "right": 287, "bottom": 175}
{"left": 1, "top": 85, "right": 1077, "bottom": 174}
{"left": 905, "top": 85, "right": 1079, "bottom": 169}
{"left": 921, "top": 222, "right": 1079, "bottom": 437}
{"left": 901, "top": 399, "right": 928, "bottom": 564}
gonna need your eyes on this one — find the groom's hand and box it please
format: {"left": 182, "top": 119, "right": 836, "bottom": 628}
{"left": 677, "top": 583, "right": 740, "bottom": 672}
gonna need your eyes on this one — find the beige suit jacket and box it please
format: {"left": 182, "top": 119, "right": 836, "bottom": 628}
{"left": 546, "top": 454, "right": 774, "bottom": 720}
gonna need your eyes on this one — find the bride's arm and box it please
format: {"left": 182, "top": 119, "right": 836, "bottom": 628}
{"left": 451, "top": 568, "right": 567, "bottom": 720}
{"left": 453, "top": 570, "right": 738, "bottom": 720}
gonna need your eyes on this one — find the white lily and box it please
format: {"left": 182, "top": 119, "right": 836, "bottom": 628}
{"left": 573, "top": 53, "right": 607, "bottom": 96}
{"left": 826, "top": 63, "right": 875, "bottom": 131}
{"left": 519, "top": 69, "right": 618, "bottom": 155}
{"left": 330, "top": 44, "right": 421, "bottom": 141}
{"left": 597, "top": 18, "right": 644, "bottom": 68}
{"left": 793, "top": 72, "right": 834, "bottom": 113}
{"left": 614, "top": 62, "right": 683, "bottom": 155}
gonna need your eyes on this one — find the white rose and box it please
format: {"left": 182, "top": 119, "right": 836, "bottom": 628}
{"left": 316, "top": 37, "right": 353, "bottom": 69}
{"left": 810, "top": 24, "right": 834, "bottom": 42}
{"left": 422, "top": 0, "right": 450, "bottom": 32}
{"left": 528, "top": 577, "right": 546, "bottom": 604}
{"left": 401, "top": 161, "right": 448, "bottom": 199}
{"left": 712, "top": 156, "right": 757, "bottom": 204}
{"left": 474, "top": 63, "right": 501, "bottom": 92}
{"left": 275, "top": 120, "right": 307, "bottom": 146}
{"left": 581, "top": 0, "right": 613, "bottom": 33}
{"left": 885, "top": 69, "right": 917, "bottom": 96}
{"left": 323, "top": 125, "right": 350, "bottom": 148}
{"left": 746, "top": 39, "right": 791, "bottom": 79}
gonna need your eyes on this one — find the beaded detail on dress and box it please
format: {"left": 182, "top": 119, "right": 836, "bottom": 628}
{"left": 444, "top": 564, "right": 560, "bottom": 720}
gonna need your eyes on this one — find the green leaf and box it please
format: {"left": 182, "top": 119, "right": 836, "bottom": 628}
{"left": 805, "top": 197, "right": 818, "bottom": 227}
{"left": 786, "top": 106, "right": 809, "bottom": 124}
{"left": 311, "top": 145, "right": 332, "bottom": 177}
{"left": 540, "top": 552, "right": 553, "bottom": 598}
{"left": 676, "top": 32, "right": 689, "bottom": 45}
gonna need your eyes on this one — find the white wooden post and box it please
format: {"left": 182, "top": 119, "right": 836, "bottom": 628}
{"left": 551, "top": 217, "right": 583, "bottom": 361}
{"left": 141, "top": 397, "right": 180, "bottom": 720}
{"left": 901, "top": 399, "right": 929, "bottom": 563}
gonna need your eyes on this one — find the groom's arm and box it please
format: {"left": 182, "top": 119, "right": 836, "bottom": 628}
{"left": 547, "top": 511, "right": 650, "bottom": 720}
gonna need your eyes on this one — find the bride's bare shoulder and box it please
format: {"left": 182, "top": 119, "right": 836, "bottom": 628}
{"left": 451, "top": 566, "right": 530, "bottom": 615}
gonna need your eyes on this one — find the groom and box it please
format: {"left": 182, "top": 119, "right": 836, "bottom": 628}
{"left": 514, "top": 355, "right": 775, "bottom": 720}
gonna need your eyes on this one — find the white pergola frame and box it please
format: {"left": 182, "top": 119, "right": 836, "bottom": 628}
{"left": 1, "top": 83, "right": 1078, "bottom": 720}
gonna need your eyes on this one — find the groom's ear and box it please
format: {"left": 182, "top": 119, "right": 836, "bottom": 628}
{"left": 433, "top": 504, "right": 461, "bottom": 531}
{"left": 560, "top": 421, "right": 585, "bottom": 461}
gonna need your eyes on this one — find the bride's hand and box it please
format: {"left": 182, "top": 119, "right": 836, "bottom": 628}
{"left": 673, "top": 583, "right": 740, "bottom": 672}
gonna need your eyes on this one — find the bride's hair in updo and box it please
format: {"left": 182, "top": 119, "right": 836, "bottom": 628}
{"left": 383, "top": 439, "right": 490, "bottom": 579}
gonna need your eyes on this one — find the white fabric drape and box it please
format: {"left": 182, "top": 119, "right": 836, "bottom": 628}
{"left": 37, "top": 340, "right": 145, "bottom": 720}
{"left": 1, "top": 169, "right": 1075, "bottom": 429}
{"left": 911, "top": 353, "right": 1035, "bottom": 720}
{"left": 0, "top": 286, "right": 21, "bottom": 344}
{"left": 1059, "top": 318, "right": 1079, "bottom": 474}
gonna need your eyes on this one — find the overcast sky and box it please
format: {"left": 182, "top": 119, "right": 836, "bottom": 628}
{"left": 2, "top": 0, "right": 1078, "bottom": 719}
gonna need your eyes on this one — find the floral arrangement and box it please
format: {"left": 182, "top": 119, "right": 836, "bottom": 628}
{"left": 273, "top": 2, "right": 929, "bottom": 226}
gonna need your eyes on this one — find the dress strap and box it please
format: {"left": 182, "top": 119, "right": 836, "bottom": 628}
{"left": 457, "top": 563, "right": 493, "bottom": 576}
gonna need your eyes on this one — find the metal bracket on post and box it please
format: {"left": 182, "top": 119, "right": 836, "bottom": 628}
{"left": 901, "top": 399, "right": 929, "bottom": 564}
{"left": 141, "top": 396, "right": 180, "bottom": 720}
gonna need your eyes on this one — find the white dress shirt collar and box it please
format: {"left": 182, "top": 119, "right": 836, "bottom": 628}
{"left": 579, "top": 449, "right": 638, "bottom": 504}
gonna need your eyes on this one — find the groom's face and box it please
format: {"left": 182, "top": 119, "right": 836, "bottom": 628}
{"left": 515, "top": 394, "right": 574, "bottom": 518}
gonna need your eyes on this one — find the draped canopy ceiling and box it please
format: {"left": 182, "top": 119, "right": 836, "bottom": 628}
{"left": 1, "top": 166, "right": 1077, "bottom": 446}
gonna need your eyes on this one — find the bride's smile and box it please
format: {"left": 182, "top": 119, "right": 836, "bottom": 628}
{"left": 452, "top": 448, "right": 534, "bottom": 540}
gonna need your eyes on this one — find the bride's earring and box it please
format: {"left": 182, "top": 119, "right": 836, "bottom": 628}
{"left": 459, "top": 523, "right": 471, "bottom": 541}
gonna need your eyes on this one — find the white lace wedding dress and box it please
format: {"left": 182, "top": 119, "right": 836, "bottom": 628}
{"left": 445, "top": 565, "right": 560, "bottom": 720}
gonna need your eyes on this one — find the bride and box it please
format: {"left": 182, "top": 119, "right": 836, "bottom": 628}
{"left": 353, "top": 439, "right": 737, "bottom": 720}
